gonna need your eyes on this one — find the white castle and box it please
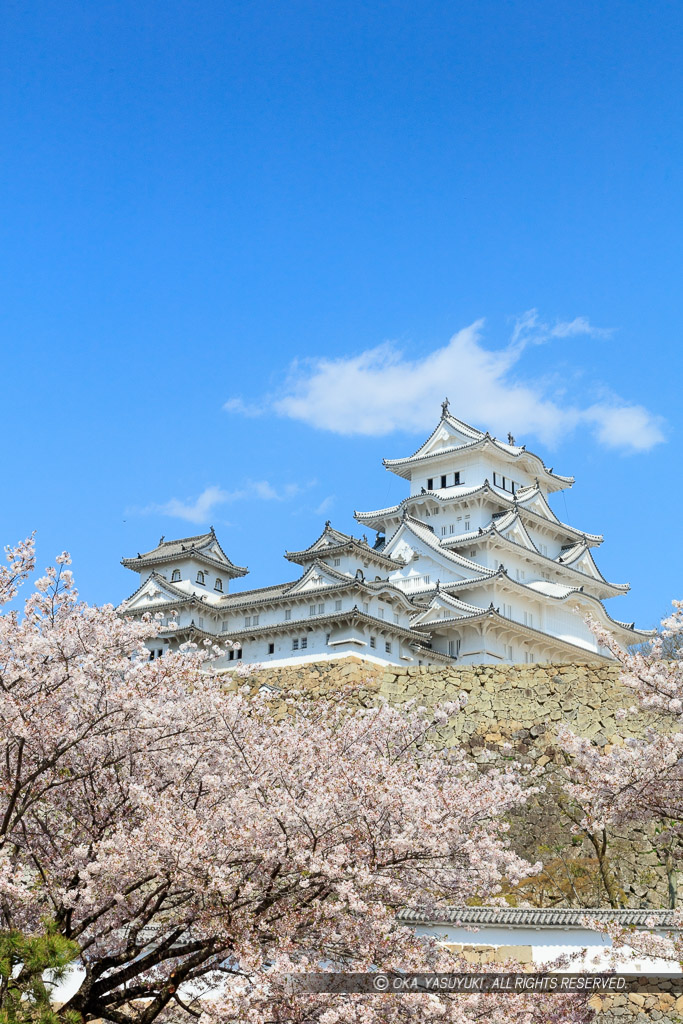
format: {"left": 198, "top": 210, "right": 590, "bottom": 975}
{"left": 120, "top": 402, "right": 653, "bottom": 667}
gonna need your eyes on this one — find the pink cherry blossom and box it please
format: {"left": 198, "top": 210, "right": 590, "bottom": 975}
{"left": 0, "top": 538, "right": 590, "bottom": 1023}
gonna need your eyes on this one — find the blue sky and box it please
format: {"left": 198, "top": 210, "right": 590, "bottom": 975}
{"left": 1, "top": 0, "right": 681, "bottom": 629}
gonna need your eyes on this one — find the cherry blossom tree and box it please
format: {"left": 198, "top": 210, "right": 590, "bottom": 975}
{"left": 558, "top": 604, "right": 683, "bottom": 964}
{"left": 0, "top": 538, "right": 590, "bottom": 1024}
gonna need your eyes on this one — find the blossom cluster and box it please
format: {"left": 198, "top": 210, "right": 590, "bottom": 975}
{"left": 0, "top": 538, "right": 590, "bottom": 1023}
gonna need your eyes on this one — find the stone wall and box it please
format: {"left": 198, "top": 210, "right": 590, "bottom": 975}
{"left": 229, "top": 657, "right": 652, "bottom": 751}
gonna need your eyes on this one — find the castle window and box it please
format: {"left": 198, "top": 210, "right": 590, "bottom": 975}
{"left": 214, "top": 578, "right": 223, "bottom": 592}
{"left": 506, "top": 645, "right": 513, "bottom": 661}
{"left": 301, "top": 637, "right": 308, "bottom": 649}
{"left": 198, "top": 617, "right": 204, "bottom": 629}
{"left": 378, "top": 606, "right": 385, "bottom": 619}
{"left": 385, "top": 641, "right": 392, "bottom": 654}
{"left": 171, "top": 569, "right": 181, "bottom": 582}
{"left": 370, "top": 637, "right": 376, "bottom": 649}
{"left": 244, "top": 616, "right": 252, "bottom": 627}
{"left": 196, "top": 571, "right": 205, "bottom": 585}
{"left": 433, "top": 472, "right": 460, "bottom": 489}
{"left": 285, "top": 609, "right": 291, "bottom": 620}
{"left": 334, "top": 557, "right": 341, "bottom": 566}
{"left": 309, "top": 604, "right": 316, "bottom": 616}
{"left": 363, "top": 602, "right": 369, "bottom": 613}
{"left": 325, "top": 633, "right": 330, "bottom": 644}
{"left": 393, "top": 612, "right": 399, "bottom": 624}
{"left": 253, "top": 614, "right": 259, "bottom": 626}
{"left": 292, "top": 638, "right": 299, "bottom": 650}
{"left": 441, "top": 526, "right": 447, "bottom": 537}
{"left": 235, "top": 648, "right": 242, "bottom": 660}
{"left": 318, "top": 603, "right": 325, "bottom": 614}
{"left": 267, "top": 642, "right": 274, "bottom": 654}
{"left": 335, "top": 599, "right": 342, "bottom": 611}
{"left": 448, "top": 639, "right": 460, "bottom": 658}
{"left": 493, "top": 471, "right": 520, "bottom": 494}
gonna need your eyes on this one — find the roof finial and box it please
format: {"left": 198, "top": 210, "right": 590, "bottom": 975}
{"left": 507, "top": 432, "right": 516, "bottom": 446}
{"left": 325, "top": 519, "right": 331, "bottom": 529}
{"left": 158, "top": 535, "right": 165, "bottom": 545}
{"left": 441, "top": 396, "right": 450, "bottom": 417}
{"left": 210, "top": 525, "right": 215, "bottom": 534}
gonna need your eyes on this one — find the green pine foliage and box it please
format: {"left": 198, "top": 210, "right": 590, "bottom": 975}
{"left": 0, "top": 922, "right": 79, "bottom": 1024}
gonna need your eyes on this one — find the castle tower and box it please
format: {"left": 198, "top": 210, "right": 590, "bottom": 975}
{"left": 354, "top": 400, "right": 652, "bottom": 664}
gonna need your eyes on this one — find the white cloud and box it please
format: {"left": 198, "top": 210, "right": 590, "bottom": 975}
{"left": 222, "top": 397, "right": 264, "bottom": 417}
{"left": 133, "top": 479, "right": 304, "bottom": 524}
{"left": 584, "top": 404, "right": 665, "bottom": 452}
{"left": 550, "top": 316, "right": 613, "bottom": 339}
{"left": 251, "top": 480, "right": 302, "bottom": 500}
{"left": 510, "top": 309, "right": 613, "bottom": 351}
{"left": 225, "top": 314, "right": 663, "bottom": 454}
{"left": 149, "top": 486, "right": 233, "bottom": 525}
{"left": 314, "top": 495, "right": 335, "bottom": 516}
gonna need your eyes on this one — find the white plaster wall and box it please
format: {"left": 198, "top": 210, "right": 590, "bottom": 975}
{"left": 154, "top": 557, "right": 228, "bottom": 595}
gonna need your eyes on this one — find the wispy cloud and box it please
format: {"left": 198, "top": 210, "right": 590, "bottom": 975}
{"left": 149, "top": 486, "right": 233, "bottom": 525}
{"left": 510, "top": 309, "right": 613, "bottom": 350}
{"left": 314, "top": 495, "right": 335, "bottom": 516}
{"left": 131, "top": 479, "right": 305, "bottom": 524}
{"left": 224, "top": 312, "right": 664, "bottom": 454}
{"left": 549, "top": 316, "right": 613, "bottom": 340}
{"left": 222, "top": 397, "right": 263, "bottom": 417}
